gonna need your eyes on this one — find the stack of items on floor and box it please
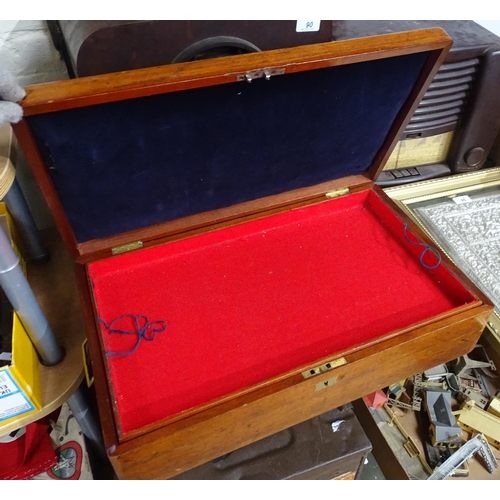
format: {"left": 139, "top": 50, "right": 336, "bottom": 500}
{"left": 363, "top": 344, "right": 500, "bottom": 479}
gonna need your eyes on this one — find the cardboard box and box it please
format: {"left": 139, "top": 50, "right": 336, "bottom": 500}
{"left": 0, "top": 312, "right": 42, "bottom": 425}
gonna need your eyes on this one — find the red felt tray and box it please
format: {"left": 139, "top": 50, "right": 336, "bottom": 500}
{"left": 88, "top": 190, "right": 475, "bottom": 435}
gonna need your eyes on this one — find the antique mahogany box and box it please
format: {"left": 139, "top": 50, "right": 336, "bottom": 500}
{"left": 12, "top": 28, "right": 493, "bottom": 479}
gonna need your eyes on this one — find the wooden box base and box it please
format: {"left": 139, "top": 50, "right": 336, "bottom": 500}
{"left": 72, "top": 184, "right": 492, "bottom": 480}
{"left": 102, "top": 300, "right": 489, "bottom": 479}
{"left": 87, "top": 188, "right": 481, "bottom": 438}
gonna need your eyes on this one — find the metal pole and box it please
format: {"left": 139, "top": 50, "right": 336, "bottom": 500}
{"left": 3, "top": 178, "right": 49, "bottom": 262}
{"left": 67, "top": 387, "right": 105, "bottom": 456}
{"left": 0, "top": 224, "right": 63, "bottom": 365}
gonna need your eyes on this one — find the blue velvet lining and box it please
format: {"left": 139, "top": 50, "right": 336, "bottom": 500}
{"left": 28, "top": 52, "right": 428, "bottom": 243}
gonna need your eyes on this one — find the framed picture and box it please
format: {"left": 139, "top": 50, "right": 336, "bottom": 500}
{"left": 385, "top": 167, "right": 500, "bottom": 355}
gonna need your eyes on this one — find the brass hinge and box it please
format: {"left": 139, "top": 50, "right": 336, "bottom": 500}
{"left": 111, "top": 240, "right": 144, "bottom": 255}
{"left": 302, "top": 356, "right": 347, "bottom": 379}
{"left": 326, "top": 187, "right": 350, "bottom": 199}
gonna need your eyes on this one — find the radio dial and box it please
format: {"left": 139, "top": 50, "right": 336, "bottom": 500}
{"left": 464, "top": 147, "right": 485, "bottom": 168}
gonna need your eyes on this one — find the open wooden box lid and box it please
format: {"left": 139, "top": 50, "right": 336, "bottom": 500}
{"left": 14, "top": 28, "right": 452, "bottom": 262}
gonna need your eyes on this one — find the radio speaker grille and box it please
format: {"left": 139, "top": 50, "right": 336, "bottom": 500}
{"left": 404, "top": 58, "right": 480, "bottom": 138}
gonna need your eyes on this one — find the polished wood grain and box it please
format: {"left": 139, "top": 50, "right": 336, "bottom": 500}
{"left": 106, "top": 304, "right": 492, "bottom": 479}
{"left": 20, "top": 29, "right": 451, "bottom": 116}
{"left": 76, "top": 180, "right": 493, "bottom": 478}
{"left": 73, "top": 263, "right": 120, "bottom": 451}
{"left": 75, "top": 174, "right": 489, "bottom": 445}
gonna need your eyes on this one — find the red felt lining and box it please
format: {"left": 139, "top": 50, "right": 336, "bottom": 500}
{"left": 88, "top": 190, "right": 476, "bottom": 435}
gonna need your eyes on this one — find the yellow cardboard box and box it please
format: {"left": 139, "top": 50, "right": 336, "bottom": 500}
{"left": 0, "top": 313, "right": 42, "bottom": 424}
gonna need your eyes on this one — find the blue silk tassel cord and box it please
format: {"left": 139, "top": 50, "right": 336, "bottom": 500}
{"left": 98, "top": 314, "right": 167, "bottom": 357}
{"left": 403, "top": 223, "right": 442, "bottom": 270}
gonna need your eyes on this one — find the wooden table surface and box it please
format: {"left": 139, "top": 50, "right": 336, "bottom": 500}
{"left": 0, "top": 227, "right": 85, "bottom": 435}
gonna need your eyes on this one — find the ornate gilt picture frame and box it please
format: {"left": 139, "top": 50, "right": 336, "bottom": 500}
{"left": 385, "top": 167, "right": 500, "bottom": 349}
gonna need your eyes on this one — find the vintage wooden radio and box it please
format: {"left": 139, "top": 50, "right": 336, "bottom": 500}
{"left": 331, "top": 21, "right": 500, "bottom": 186}
{"left": 54, "top": 20, "right": 334, "bottom": 76}
{"left": 12, "top": 29, "right": 493, "bottom": 479}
